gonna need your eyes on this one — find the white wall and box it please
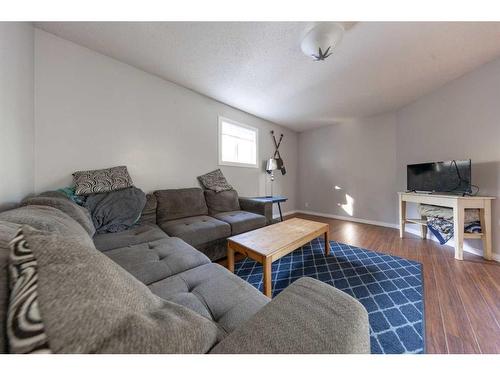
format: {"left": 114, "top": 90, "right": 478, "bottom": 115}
{"left": 34, "top": 29, "right": 298, "bottom": 214}
{"left": 0, "top": 23, "right": 34, "bottom": 210}
{"left": 298, "top": 113, "right": 398, "bottom": 226}
{"left": 298, "top": 56, "right": 500, "bottom": 259}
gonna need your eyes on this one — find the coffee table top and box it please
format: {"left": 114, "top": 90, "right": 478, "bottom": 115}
{"left": 227, "top": 218, "right": 328, "bottom": 260}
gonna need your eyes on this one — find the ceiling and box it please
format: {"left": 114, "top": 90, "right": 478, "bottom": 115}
{"left": 35, "top": 22, "right": 500, "bottom": 132}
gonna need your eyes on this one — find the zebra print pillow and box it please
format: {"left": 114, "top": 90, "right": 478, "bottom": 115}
{"left": 7, "top": 229, "right": 51, "bottom": 354}
{"left": 72, "top": 166, "right": 133, "bottom": 196}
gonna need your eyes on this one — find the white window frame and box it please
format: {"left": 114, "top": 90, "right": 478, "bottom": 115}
{"left": 218, "top": 116, "right": 259, "bottom": 168}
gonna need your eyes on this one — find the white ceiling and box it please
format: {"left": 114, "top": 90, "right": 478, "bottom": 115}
{"left": 35, "top": 22, "right": 500, "bottom": 132}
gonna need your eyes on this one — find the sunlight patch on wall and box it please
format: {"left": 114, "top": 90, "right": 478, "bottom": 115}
{"left": 337, "top": 193, "right": 354, "bottom": 216}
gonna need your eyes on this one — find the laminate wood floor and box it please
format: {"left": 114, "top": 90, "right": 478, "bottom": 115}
{"left": 295, "top": 213, "right": 500, "bottom": 354}
{"left": 221, "top": 213, "right": 500, "bottom": 354}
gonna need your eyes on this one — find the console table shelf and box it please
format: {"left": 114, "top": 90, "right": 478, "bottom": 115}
{"left": 398, "top": 192, "right": 495, "bottom": 260}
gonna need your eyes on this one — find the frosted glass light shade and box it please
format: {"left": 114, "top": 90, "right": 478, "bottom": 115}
{"left": 301, "top": 23, "right": 344, "bottom": 61}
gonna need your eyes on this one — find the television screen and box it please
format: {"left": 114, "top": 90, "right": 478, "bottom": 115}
{"left": 407, "top": 160, "right": 472, "bottom": 194}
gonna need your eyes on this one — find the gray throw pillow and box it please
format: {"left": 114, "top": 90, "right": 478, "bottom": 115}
{"left": 84, "top": 187, "right": 146, "bottom": 234}
{"left": 6, "top": 225, "right": 222, "bottom": 353}
{"left": 197, "top": 169, "right": 233, "bottom": 192}
{"left": 72, "top": 166, "right": 133, "bottom": 196}
{"left": 204, "top": 190, "right": 240, "bottom": 215}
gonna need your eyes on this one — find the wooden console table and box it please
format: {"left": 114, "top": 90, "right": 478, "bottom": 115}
{"left": 398, "top": 192, "right": 495, "bottom": 260}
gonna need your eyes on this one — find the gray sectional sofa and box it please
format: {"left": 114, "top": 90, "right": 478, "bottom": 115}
{"left": 0, "top": 189, "right": 370, "bottom": 354}
{"left": 152, "top": 188, "right": 272, "bottom": 260}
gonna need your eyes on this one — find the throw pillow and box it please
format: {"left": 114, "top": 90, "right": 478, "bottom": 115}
{"left": 0, "top": 221, "right": 21, "bottom": 354}
{"left": 204, "top": 190, "right": 240, "bottom": 215}
{"left": 84, "top": 187, "right": 146, "bottom": 234}
{"left": 72, "top": 166, "right": 133, "bottom": 196}
{"left": 197, "top": 169, "right": 233, "bottom": 192}
{"left": 7, "top": 229, "right": 51, "bottom": 353}
{"left": 6, "top": 225, "right": 221, "bottom": 353}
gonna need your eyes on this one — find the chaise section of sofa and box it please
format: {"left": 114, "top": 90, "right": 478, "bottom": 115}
{"left": 210, "top": 277, "right": 371, "bottom": 354}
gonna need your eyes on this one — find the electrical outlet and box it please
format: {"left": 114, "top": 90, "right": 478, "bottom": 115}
{"left": 305, "top": 202, "right": 309, "bottom": 208}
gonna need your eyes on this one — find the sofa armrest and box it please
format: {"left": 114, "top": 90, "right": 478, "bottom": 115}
{"left": 238, "top": 198, "right": 273, "bottom": 225}
{"left": 210, "top": 277, "right": 370, "bottom": 354}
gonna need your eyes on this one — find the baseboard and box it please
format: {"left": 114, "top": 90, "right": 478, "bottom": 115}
{"left": 297, "top": 209, "right": 399, "bottom": 229}
{"left": 273, "top": 210, "right": 298, "bottom": 220}
{"left": 295, "top": 209, "right": 500, "bottom": 262}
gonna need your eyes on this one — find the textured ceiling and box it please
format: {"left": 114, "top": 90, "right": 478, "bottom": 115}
{"left": 35, "top": 22, "right": 500, "bottom": 132}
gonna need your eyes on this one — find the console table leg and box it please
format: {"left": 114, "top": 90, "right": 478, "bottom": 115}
{"left": 420, "top": 215, "right": 428, "bottom": 239}
{"left": 278, "top": 202, "right": 283, "bottom": 221}
{"left": 399, "top": 199, "right": 406, "bottom": 238}
{"left": 453, "top": 203, "right": 465, "bottom": 260}
{"left": 482, "top": 201, "right": 493, "bottom": 260}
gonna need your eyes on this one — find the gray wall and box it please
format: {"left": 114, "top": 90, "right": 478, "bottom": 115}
{"left": 34, "top": 29, "right": 298, "bottom": 214}
{"left": 298, "top": 113, "right": 398, "bottom": 226}
{"left": 298, "top": 56, "right": 500, "bottom": 258}
{"left": 0, "top": 23, "right": 34, "bottom": 210}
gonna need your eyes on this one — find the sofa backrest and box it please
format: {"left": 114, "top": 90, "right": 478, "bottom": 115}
{"left": 138, "top": 193, "right": 157, "bottom": 225}
{"left": 154, "top": 188, "right": 208, "bottom": 222}
{"left": 0, "top": 205, "right": 95, "bottom": 249}
{"left": 21, "top": 191, "right": 96, "bottom": 237}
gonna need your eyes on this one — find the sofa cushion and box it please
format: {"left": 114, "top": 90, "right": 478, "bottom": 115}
{"left": 154, "top": 188, "right": 208, "bottom": 222}
{"left": 0, "top": 206, "right": 94, "bottom": 248}
{"left": 159, "top": 216, "right": 230, "bottom": 248}
{"left": 149, "top": 263, "right": 270, "bottom": 334}
{"left": 72, "top": 165, "right": 133, "bottom": 196}
{"left": 204, "top": 190, "right": 240, "bottom": 215}
{"left": 21, "top": 191, "right": 95, "bottom": 237}
{"left": 213, "top": 211, "right": 266, "bottom": 235}
{"left": 8, "top": 225, "right": 221, "bottom": 353}
{"left": 93, "top": 223, "right": 168, "bottom": 252}
{"left": 104, "top": 237, "right": 210, "bottom": 285}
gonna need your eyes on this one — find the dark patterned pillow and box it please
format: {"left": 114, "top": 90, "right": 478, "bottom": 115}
{"left": 7, "top": 229, "right": 51, "bottom": 354}
{"left": 197, "top": 169, "right": 233, "bottom": 192}
{"left": 72, "top": 166, "right": 133, "bottom": 196}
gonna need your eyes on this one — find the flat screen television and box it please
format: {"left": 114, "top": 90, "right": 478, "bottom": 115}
{"left": 407, "top": 160, "right": 472, "bottom": 194}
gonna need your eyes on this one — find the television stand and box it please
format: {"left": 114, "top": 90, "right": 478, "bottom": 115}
{"left": 398, "top": 192, "right": 495, "bottom": 260}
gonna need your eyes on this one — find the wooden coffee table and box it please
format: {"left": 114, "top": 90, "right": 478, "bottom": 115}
{"left": 227, "top": 218, "right": 330, "bottom": 297}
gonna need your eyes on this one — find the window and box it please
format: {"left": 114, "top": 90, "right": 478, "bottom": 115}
{"left": 218, "top": 116, "right": 258, "bottom": 168}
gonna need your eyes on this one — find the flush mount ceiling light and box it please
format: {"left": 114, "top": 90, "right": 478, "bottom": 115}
{"left": 300, "top": 23, "right": 344, "bottom": 61}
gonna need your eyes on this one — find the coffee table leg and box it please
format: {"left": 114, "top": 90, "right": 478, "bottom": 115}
{"left": 263, "top": 258, "right": 272, "bottom": 298}
{"left": 324, "top": 230, "right": 330, "bottom": 256}
{"left": 227, "top": 245, "right": 235, "bottom": 273}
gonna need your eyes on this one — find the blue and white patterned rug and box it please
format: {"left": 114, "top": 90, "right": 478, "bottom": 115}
{"left": 234, "top": 237, "right": 425, "bottom": 354}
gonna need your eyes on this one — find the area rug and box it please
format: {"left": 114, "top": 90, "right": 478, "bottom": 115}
{"left": 234, "top": 237, "right": 425, "bottom": 354}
